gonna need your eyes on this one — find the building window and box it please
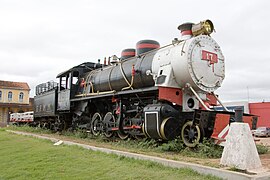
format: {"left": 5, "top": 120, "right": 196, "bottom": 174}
{"left": 8, "top": 91, "right": 12, "bottom": 101}
{"left": 19, "top": 92, "right": 24, "bottom": 102}
{"left": 0, "top": 91, "right": 2, "bottom": 100}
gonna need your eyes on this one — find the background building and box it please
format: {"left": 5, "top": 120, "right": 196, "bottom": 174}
{"left": 249, "top": 102, "right": 270, "bottom": 127}
{"left": 214, "top": 101, "right": 250, "bottom": 114}
{"left": 215, "top": 101, "right": 270, "bottom": 128}
{"left": 0, "top": 80, "right": 33, "bottom": 127}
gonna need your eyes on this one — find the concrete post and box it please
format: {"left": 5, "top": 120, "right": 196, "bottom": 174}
{"left": 220, "top": 123, "right": 262, "bottom": 171}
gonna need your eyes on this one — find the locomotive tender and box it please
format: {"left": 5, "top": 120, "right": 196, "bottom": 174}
{"left": 34, "top": 20, "right": 256, "bottom": 147}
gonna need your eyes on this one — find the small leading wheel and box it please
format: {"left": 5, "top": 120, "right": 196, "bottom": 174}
{"left": 181, "top": 121, "right": 201, "bottom": 147}
{"left": 103, "top": 112, "right": 115, "bottom": 138}
{"left": 91, "top": 113, "right": 102, "bottom": 136}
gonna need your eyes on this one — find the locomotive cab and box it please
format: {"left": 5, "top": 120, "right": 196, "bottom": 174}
{"left": 56, "top": 62, "right": 103, "bottom": 112}
{"left": 56, "top": 72, "right": 75, "bottom": 112}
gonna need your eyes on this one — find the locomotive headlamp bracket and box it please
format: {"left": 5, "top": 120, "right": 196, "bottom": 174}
{"left": 192, "top": 19, "right": 214, "bottom": 36}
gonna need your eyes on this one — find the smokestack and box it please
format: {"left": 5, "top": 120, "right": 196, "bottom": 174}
{"left": 177, "top": 22, "right": 193, "bottom": 40}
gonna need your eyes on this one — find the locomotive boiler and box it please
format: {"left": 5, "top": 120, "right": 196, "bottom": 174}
{"left": 33, "top": 20, "right": 257, "bottom": 147}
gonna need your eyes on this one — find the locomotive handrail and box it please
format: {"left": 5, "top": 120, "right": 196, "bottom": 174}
{"left": 122, "top": 64, "right": 135, "bottom": 91}
{"left": 122, "top": 75, "right": 134, "bottom": 91}
{"left": 119, "top": 62, "right": 134, "bottom": 90}
{"left": 186, "top": 83, "right": 212, "bottom": 111}
{"left": 211, "top": 92, "right": 229, "bottom": 112}
{"left": 84, "top": 70, "right": 97, "bottom": 95}
{"left": 35, "top": 81, "right": 58, "bottom": 95}
{"left": 75, "top": 90, "right": 116, "bottom": 97}
{"left": 89, "top": 81, "right": 94, "bottom": 94}
{"left": 72, "top": 86, "right": 158, "bottom": 101}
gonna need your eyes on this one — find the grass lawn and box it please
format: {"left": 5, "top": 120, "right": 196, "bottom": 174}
{"left": 0, "top": 129, "right": 220, "bottom": 180}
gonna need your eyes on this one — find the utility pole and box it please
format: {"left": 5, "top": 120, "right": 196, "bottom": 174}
{"left": 247, "top": 86, "right": 250, "bottom": 102}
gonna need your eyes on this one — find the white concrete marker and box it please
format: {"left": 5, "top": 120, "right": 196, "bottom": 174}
{"left": 53, "top": 140, "right": 63, "bottom": 146}
{"left": 220, "top": 122, "right": 262, "bottom": 171}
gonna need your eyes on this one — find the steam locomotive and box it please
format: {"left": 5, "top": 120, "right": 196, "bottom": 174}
{"left": 34, "top": 20, "right": 257, "bottom": 147}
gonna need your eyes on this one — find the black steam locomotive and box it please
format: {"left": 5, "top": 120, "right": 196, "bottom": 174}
{"left": 34, "top": 20, "right": 256, "bottom": 147}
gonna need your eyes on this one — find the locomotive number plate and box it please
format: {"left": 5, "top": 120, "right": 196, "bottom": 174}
{"left": 201, "top": 50, "right": 218, "bottom": 64}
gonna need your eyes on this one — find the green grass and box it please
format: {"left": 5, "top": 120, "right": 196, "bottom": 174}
{"left": 6, "top": 125, "right": 52, "bottom": 134}
{"left": 0, "top": 130, "right": 220, "bottom": 180}
{"left": 7, "top": 125, "right": 224, "bottom": 158}
{"left": 4, "top": 126, "right": 226, "bottom": 169}
{"left": 14, "top": 125, "right": 270, "bottom": 169}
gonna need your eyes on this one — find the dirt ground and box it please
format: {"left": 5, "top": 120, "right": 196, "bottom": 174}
{"left": 255, "top": 137, "right": 270, "bottom": 146}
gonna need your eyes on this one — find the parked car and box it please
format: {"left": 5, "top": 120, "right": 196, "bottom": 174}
{"left": 254, "top": 127, "right": 270, "bottom": 137}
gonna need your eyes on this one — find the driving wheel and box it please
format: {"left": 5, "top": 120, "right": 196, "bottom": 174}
{"left": 181, "top": 121, "right": 201, "bottom": 147}
{"left": 91, "top": 113, "right": 102, "bottom": 136}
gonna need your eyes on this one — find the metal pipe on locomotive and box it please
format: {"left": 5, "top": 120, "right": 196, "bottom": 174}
{"left": 33, "top": 20, "right": 257, "bottom": 147}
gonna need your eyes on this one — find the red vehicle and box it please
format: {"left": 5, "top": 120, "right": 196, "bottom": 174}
{"left": 10, "top": 111, "right": 33, "bottom": 125}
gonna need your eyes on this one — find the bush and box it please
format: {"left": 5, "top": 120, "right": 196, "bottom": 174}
{"left": 157, "top": 138, "right": 223, "bottom": 158}
{"left": 256, "top": 144, "right": 269, "bottom": 154}
{"left": 60, "top": 129, "right": 89, "bottom": 139}
{"left": 196, "top": 139, "right": 223, "bottom": 158}
{"left": 158, "top": 139, "right": 185, "bottom": 152}
{"left": 138, "top": 138, "right": 159, "bottom": 149}
{"left": 60, "top": 130, "right": 75, "bottom": 137}
{"left": 74, "top": 129, "right": 88, "bottom": 139}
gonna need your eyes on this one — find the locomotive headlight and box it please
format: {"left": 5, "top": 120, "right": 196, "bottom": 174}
{"left": 192, "top": 19, "right": 214, "bottom": 36}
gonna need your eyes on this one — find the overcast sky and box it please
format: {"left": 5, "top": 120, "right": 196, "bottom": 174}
{"left": 0, "top": 0, "right": 269, "bottom": 102}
